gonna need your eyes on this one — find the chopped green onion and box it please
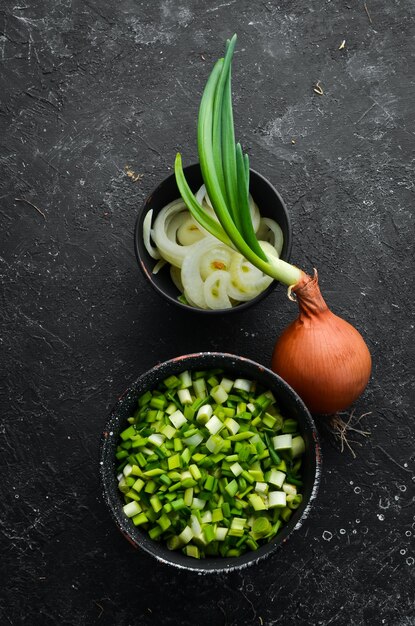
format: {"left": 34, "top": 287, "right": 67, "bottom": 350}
{"left": 116, "top": 368, "right": 306, "bottom": 559}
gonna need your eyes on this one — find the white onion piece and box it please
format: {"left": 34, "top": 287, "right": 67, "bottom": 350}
{"left": 249, "top": 196, "right": 261, "bottom": 233}
{"left": 259, "top": 218, "right": 284, "bottom": 256}
{"left": 170, "top": 265, "right": 184, "bottom": 292}
{"left": 181, "top": 237, "right": 222, "bottom": 309}
{"left": 177, "top": 218, "right": 204, "bottom": 245}
{"left": 203, "top": 270, "right": 232, "bottom": 310}
{"left": 227, "top": 249, "right": 273, "bottom": 300}
{"left": 259, "top": 240, "right": 281, "bottom": 262}
{"left": 199, "top": 245, "right": 233, "bottom": 281}
{"left": 196, "top": 184, "right": 206, "bottom": 206}
{"left": 143, "top": 210, "right": 161, "bottom": 260}
{"left": 152, "top": 199, "right": 198, "bottom": 268}
{"left": 152, "top": 259, "right": 166, "bottom": 274}
{"left": 166, "top": 211, "right": 188, "bottom": 240}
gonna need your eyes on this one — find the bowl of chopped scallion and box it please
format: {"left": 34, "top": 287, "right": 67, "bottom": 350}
{"left": 100, "top": 352, "right": 321, "bottom": 572}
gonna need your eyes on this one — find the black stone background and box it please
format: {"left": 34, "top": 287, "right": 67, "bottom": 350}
{"left": 1, "top": 0, "right": 414, "bottom": 624}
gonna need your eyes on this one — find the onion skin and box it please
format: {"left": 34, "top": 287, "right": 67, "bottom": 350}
{"left": 271, "top": 272, "right": 372, "bottom": 415}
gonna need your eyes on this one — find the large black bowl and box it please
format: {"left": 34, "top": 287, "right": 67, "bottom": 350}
{"left": 134, "top": 164, "right": 292, "bottom": 313}
{"left": 100, "top": 352, "right": 321, "bottom": 573}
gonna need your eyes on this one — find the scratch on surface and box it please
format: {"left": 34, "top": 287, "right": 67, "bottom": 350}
{"left": 15, "top": 197, "right": 46, "bottom": 220}
{"left": 206, "top": 0, "right": 237, "bottom": 12}
{"left": 364, "top": 2, "right": 373, "bottom": 24}
{"left": 17, "top": 308, "right": 71, "bottom": 349}
{"left": 376, "top": 445, "right": 412, "bottom": 474}
{"left": 355, "top": 102, "right": 376, "bottom": 124}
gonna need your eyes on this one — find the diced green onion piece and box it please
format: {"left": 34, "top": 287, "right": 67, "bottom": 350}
{"left": 148, "top": 433, "right": 164, "bottom": 447}
{"left": 192, "top": 497, "right": 206, "bottom": 510}
{"left": 283, "top": 483, "right": 297, "bottom": 496}
{"left": 266, "top": 468, "right": 286, "bottom": 488}
{"left": 169, "top": 410, "right": 187, "bottom": 429}
{"left": 233, "top": 378, "right": 252, "bottom": 392}
{"left": 272, "top": 434, "right": 292, "bottom": 450}
{"left": 196, "top": 403, "right": 213, "bottom": 424}
{"left": 184, "top": 433, "right": 204, "bottom": 448}
{"left": 210, "top": 385, "right": 228, "bottom": 404}
{"left": 288, "top": 494, "right": 303, "bottom": 510}
{"left": 184, "top": 544, "right": 200, "bottom": 559}
{"left": 206, "top": 434, "right": 224, "bottom": 453}
{"left": 178, "top": 389, "right": 193, "bottom": 405}
{"left": 179, "top": 370, "right": 192, "bottom": 389}
{"left": 220, "top": 377, "right": 234, "bottom": 392}
{"left": 224, "top": 417, "right": 240, "bottom": 435}
{"left": 178, "top": 526, "right": 193, "bottom": 545}
{"left": 215, "top": 527, "right": 228, "bottom": 541}
{"left": 291, "top": 435, "right": 306, "bottom": 458}
{"left": 193, "top": 378, "right": 207, "bottom": 398}
{"left": 123, "top": 501, "right": 142, "bottom": 518}
{"left": 248, "top": 493, "right": 268, "bottom": 511}
{"left": 225, "top": 479, "right": 238, "bottom": 497}
{"left": 252, "top": 517, "right": 272, "bottom": 537}
{"left": 230, "top": 462, "right": 243, "bottom": 476}
{"left": 255, "top": 481, "right": 268, "bottom": 495}
{"left": 205, "top": 415, "right": 224, "bottom": 435}
{"left": 268, "top": 491, "right": 287, "bottom": 508}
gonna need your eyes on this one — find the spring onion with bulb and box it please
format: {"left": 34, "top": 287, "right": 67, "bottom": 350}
{"left": 173, "top": 34, "right": 371, "bottom": 414}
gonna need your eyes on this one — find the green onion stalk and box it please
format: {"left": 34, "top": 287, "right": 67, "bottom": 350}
{"left": 174, "top": 35, "right": 372, "bottom": 416}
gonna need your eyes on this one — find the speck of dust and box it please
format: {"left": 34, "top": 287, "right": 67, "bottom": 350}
{"left": 377, "top": 513, "right": 385, "bottom": 521}
{"left": 406, "top": 556, "right": 414, "bottom": 566}
{"left": 398, "top": 484, "right": 407, "bottom": 492}
{"left": 322, "top": 531, "right": 333, "bottom": 541}
{"left": 405, "top": 530, "right": 412, "bottom": 537}
{"left": 340, "top": 529, "right": 346, "bottom": 535}
{"left": 354, "top": 486, "right": 362, "bottom": 494}
{"left": 400, "top": 548, "right": 407, "bottom": 555}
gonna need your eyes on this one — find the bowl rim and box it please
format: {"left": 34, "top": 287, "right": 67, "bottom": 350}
{"left": 100, "top": 351, "right": 322, "bottom": 574}
{"left": 133, "top": 163, "right": 293, "bottom": 314}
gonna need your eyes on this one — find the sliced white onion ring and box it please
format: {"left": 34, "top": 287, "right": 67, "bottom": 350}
{"left": 181, "top": 237, "right": 223, "bottom": 309}
{"left": 227, "top": 249, "right": 273, "bottom": 301}
{"left": 152, "top": 259, "right": 166, "bottom": 274}
{"left": 170, "top": 265, "right": 184, "bottom": 292}
{"left": 257, "top": 218, "right": 284, "bottom": 255}
{"left": 143, "top": 210, "right": 161, "bottom": 260}
{"left": 249, "top": 196, "right": 261, "bottom": 233}
{"left": 177, "top": 218, "right": 204, "bottom": 245}
{"left": 199, "top": 245, "right": 233, "bottom": 281}
{"left": 152, "top": 199, "right": 197, "bottom": 268}
{"left": 203, "top": 270, "right": 232, "bottom": 310}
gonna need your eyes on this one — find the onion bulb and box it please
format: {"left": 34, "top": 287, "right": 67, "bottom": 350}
{"left": 271, "top": 271, "right": 372, "bottom": 414}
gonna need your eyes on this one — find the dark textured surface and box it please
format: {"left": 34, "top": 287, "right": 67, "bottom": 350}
{"left": 1, "top": 0, "right": 414, "bottom": 624}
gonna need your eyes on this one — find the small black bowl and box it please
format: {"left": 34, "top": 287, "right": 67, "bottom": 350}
{"left": 100, "top": 352, "right": 321, "bottom": 573}
{"left": 134, "top": 164, "right": 292, "bottom": 313}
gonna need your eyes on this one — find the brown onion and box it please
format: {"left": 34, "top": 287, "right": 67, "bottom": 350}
{"left": 271, "top": 271, "right": 372, "bottom": 415}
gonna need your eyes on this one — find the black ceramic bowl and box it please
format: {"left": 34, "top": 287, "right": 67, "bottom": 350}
{"left": 100, "top": 352, "right": 321, "bottom": 573}
{"left": 134, "top": 163, "right": 292, "bottom": 313}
